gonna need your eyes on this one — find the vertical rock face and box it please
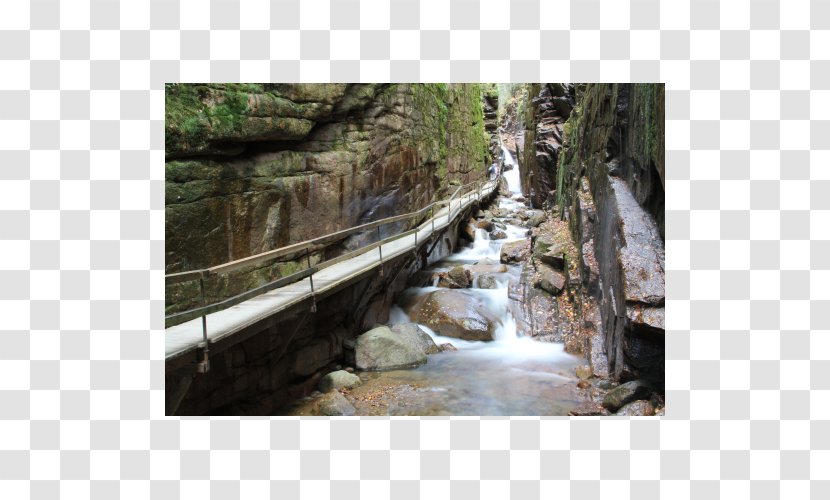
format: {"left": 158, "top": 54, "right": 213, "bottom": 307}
{"left": 520, "top": 83, "right": 576, "bottom": 208}
{"left": 165, "top": 84, "right": 491, "bottom": 314}
{"left": 521, "top": 83, "right": 665, "bottom": 384}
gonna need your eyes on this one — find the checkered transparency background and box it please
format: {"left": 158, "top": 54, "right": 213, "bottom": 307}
{"left": 1, "top": 0, "right": 829, "bottom": 498}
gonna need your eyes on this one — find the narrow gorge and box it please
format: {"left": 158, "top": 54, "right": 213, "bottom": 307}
{"left": 165, "top": 83, "right": 665, "bottom": 417}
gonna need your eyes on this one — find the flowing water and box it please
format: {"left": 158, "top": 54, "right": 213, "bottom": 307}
{"left": 343, "top": 148, "right": 583, "bottom": 416}
{"left": 283, "top": 148, "right": 583, "bottom": 416}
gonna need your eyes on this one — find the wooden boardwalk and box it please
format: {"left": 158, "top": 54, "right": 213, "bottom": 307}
{"left": 165, "top": 180, "right": 499, "bottom": 364}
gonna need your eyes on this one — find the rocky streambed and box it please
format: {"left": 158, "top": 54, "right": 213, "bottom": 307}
{"left": 281, "top": 150, "right": 663, "bottom": 417}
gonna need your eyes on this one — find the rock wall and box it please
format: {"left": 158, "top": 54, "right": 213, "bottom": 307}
{"left": 165, "top": 84, "right": 491, "bottom": 314}
{"left": 520, "top": 83, "right": 665, "bottom": 384}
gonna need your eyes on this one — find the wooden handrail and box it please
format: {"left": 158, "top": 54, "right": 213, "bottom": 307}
{"left": 165, "top": 177, "right": 498, "bottom": 330}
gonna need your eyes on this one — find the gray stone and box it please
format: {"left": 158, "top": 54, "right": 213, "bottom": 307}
{"left": 319, "top": 370, "right": 362, "bottom": 393}
{"left": 354, "top": 326, "right": 427, "bottom": 371}
{"left": 439, "top": 343, "right": 458, "bottom": 352}
{"left": 409, "top": 289, "right": 501, "bottom": 341}
{"left": 602, "top": 380, "right": 653, "bottom": 412}
{"left": 489, "top": 229, "right": 507, "bottom": 240}
{"left": 526, "top": 211, "right": 547, "bottom": 228}
{"left": 476, "top": 274, "right": 499, "bottom": 289}
{"left": 500, "top": 240, "right": 530, "bottom": 264}
{"left": 532, "top": 264, "right": 566, "bottom": 295}
{"left": 317, "top": 391, "right": 356, "bottom": 416}
{"left": 615, "top": 400, "right": 655, "bottom": 416}
{"left": 390, "top": 323, "right": 441, "bottom": 355}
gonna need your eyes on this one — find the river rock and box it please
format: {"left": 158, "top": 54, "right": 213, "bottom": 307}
{"left": 602, "top": 380, "right": 652, "bottom": 412}
{"left": 409, "top": 289, "right": 500, "bottom": 341}
{"left": 575, "top": 365, "right": 593, "bottom": 380}
{"left": 490, "top": 230, "right": 507, "bottom": 240}
{"left": 569, "top": 402, "right": 611, "bottom": 416}
{"left": 500, "top": 240, "right": 530, "bottom": 264}
{"left": 476, "top": 274, "right": 499, "bottom": 289}
{"left": 467, "top": 262, "right": 508, "bottom": 275}
{"left": 475, "top": 219, "right": 494, "bottom": 231}
{"left": 539, "top": 250, "right": 566, "bottom": 271}
{"left": 319, "top": 370, "right": 362, "bottom": 393}
{"left": 532, "top": 264, "right": 566, "bottom": 295}
{"left": 317, "top": 391, "right": 356, "bottom": 416}
{"left": 390, "top": 323, "right": 441, "bottom": 355}
{"left": 615, "top": 400, "right": 655, "bottom": 416}
{"left": 439, "top": 343, "right": 458, "bottom": 352}
{"left": 354, "top": 326, "right": 428, "bottom": 371}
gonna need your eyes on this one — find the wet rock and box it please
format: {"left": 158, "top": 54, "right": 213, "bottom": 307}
{"left": 569, "top": 402, "right": 611, "bottom": 416}
{"left": 506, "top": 218, "right": 524, "bottom": 226}
{"left": 344, "top": 367, "right": 354, "bottom": 373}
{"left": 475, "top": 220, "right": 494, "bottom": 231}
{"left": 602, "top": 380, "right": 652, "bottom": 412}
{"left": 500, "top": 240, "right": 530, "bottom": 264}
{"left": 575, "top": 365, "right": 593, "bottom": 380}
{"left": 577, "top": 380, "right": 591, "bottom": 389}
{"left": 390, "top": 323, "right": 441, "bottom": 355}
{"left": 409, "top": 290, "right": 500, "bottom": 341}
{"left": 615, "top": 400, "right": 655, "bottom": 416}
{"left": 476, "top": 274, "right": 499, "bottom": 289}
{"left": 319, "top": 370, "right": 362, "bottom": 393}
{"left": 532, "top": 264, "right": 566, "bottom": 295}
{"left": 515, "top": 196, "right": 526, "bottom": 203}
{"left": 446, "top": 266, "right": 472, "bottom": 289}
{"left": 490, "top": 230, "right": 507, "bottom": 240}
{"left": 317, "top": 391, "right": 356, "bottom": 416}
{"left": 439, "top": 343, "right": 458, "bottom": 352}
{"left": 354, "top": 326, "right": 427, "bottom": 371}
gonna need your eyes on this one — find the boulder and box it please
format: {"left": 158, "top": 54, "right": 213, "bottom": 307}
{"left": 354, "top": 326, "right": 428, "bottom": 371}
{"left": 475, "top": 220, "right": 494, "bottom": 231}
{"left": 500, "top": 240, "right": 530, "bottom": 264}
{"left": 317, "top": 391, "right": 356, "bottom": 416}
{"left": 490, "top": 230, "right": 507, "bottom": 240}
{"left": 319, "top": 370, "right": 362, "bottom": 393}
{"left": 476, "top": 274, "right": 499, "bottom": 289}
{"left": 526, "top": 211, "right": 547, "bottom": 228}
{"left": 532, "top": 264, "right": 566, "bottom": 295}
{"left": 447, "top": 266, "right": 472, "bottom": 288}
{"left": 390, "top": 323, "right": 441, "bottom": 355}
{"left": 467, "top": 262, "right": 508, "bottom": 275}
{"left": 602, "top": 380, "right": 653, "bottom": 412}
{"left": 539, "top": 251, "right": 566, "bottom": 271}
{"left": 409, "top": 290, "right": 500, "bottom": 341}
{"left": 615, "top": 400, "right": 655, "bottom": 416}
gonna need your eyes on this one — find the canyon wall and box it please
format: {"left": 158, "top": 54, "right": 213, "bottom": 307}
{"left": 520, "top": 83, "right": 665, "bottom": 384}
{"left": 165, "top": 84, "right": 491, "bottom": 314}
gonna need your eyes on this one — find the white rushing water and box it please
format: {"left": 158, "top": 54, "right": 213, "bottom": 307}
{"left": 501, "top": 145, "right": 522, "bottom": 195}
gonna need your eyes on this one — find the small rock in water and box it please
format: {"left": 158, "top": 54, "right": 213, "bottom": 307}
{"left": 577, "top": 380, "right": 591, "bottom": 389}
{"left": 602, "top": 380, "right": 652, "bottom": 412}
{"left": 317, "top": 391, "right": 356, "bottom": 416}
{"left": 575, "top": 365, "right": 593, "bottom": 380}
{"left": 319, "top": 370, "right": 362, "bottom": 393}
{"left": 489, "top": 230, "right": 507, "bottom": 240}
{"left": 475, "top": 219, "right": 494, "bottom": 231}
{"left": 476, "top": 274, "right": 499, "bottom": 289}
{"left": 569, "top": 402, "right": 611, "bottom": 416}
{"left": 515, "top": 196, "right": 526, "bottom": 203}
{"left": 446, "top": 265, "right": 472, "bottom": 288}
{"left": 500, "top": 240, "right": 530, "bottom": 264}
{"left": 615, "top": 400, "right": 655, "bottom": 416}
{"left": 439, "top": 343, "right": 458, "bottom": 352}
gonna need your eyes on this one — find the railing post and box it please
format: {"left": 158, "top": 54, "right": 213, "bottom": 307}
{"left": 377, "top": 226, "right": 384, "bottom": 277}
{"left": 197, "top": 276, "right": 210, "bottom": 373}
{"left": 305, "top": 249, "right": 317, "bottom": 312}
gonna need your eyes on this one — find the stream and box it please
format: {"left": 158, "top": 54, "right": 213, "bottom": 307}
{"left": 285, "top": 148, "right": 583, "bottom": 416}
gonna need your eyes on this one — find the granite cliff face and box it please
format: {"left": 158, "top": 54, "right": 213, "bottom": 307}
{"left": 519, "top": 83, "right": 665, "bottom": 384}
{"left": 165, "top": 84, "right": 491, "bottom": 313}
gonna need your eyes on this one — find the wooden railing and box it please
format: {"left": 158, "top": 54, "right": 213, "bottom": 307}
{"left": 165, "top": 176, "right": 499, "bottom": 368}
